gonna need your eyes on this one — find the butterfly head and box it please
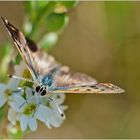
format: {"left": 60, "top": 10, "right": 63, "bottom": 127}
{"left": 35, "top": 85, "right": 53, "bottom": 96}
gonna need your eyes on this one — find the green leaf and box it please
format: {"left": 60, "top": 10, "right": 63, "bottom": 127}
{"left": 24, "top": 1, "right": 49, "bottom": 19}
{"left": 35, "top": 1, "right": 49, "bottom": 10}
{"left": 24, "top": 1, "right": 56, "bottom": 38}
{"left": 24, "top": 1, "right": 49, "bottom": 13}
{"left": 46, "top": 13, "right": 69, "bottom": 32}
{"left": 24, "top": 1, "right": 37, "bottom": 22}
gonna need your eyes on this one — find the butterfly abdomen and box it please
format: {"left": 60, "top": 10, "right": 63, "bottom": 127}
{"left": 26, "top": 37, "right": 38, "bottom": 52}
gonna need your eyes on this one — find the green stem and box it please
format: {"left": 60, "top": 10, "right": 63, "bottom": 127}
{"left": 29, "top": 2, "right": 56, "bottom": 38}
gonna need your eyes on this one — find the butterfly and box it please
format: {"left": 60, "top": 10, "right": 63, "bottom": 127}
{"left": 1, "top": 17, "right": 124, "bottom": 97}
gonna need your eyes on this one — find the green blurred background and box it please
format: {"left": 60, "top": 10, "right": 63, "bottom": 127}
{"left": 0, "top": 1, "right": 140, "bottom": 139}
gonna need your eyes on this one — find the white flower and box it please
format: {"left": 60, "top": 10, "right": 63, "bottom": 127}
{"left": 11, "top": 93, "right": 62, "bottom": 131}
{"left": 0, "top": 79, "right": 20, "bottom": 107}
{"left": 0, "top": 84, "right": 8, "bottom": 107}
{"left": 0, "top": 61, "right": 67, "bottom": 131}
{"left": 20, "top": 114, "right": 37, "bottom": 131}
{"left": 0, "top": 61, "right": 25, "bottom": 107}
{"left": 8, "top": 108, "right": 17, "bottom": 125}
{"left": 9, "top": 86, "right": 66, "bottom": 131}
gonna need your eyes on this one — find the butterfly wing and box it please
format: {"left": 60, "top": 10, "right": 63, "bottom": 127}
{"left": 33, "top": 50, "right": 98, "bottom": 87}
{"left": 2, "top": 17, "right": 124, "bottom": 94}
{"left": 1, "top": 17, "right": 62, "bottom": 83}
{"left": 53, "top": 66, "right": 97, "bottom": 87}
{"left": 53, "top": 83, "right": 124, "bottom": 94}
{"left": 27, "top": 40, "right": 97, "bottom": 87}
{"left": 35, "top": 52, "right": 124, "bottom": 93}
{"left": 1, "top": 17, "right": 40, "bottom": 83}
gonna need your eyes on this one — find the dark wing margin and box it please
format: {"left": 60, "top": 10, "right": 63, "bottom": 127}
{"left": 1, "top": 17, "right": 40, "bottom": 82}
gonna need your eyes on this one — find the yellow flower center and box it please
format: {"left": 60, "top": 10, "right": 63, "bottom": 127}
{"left": 23, "top": 103, "right": 37, "bottom": 115}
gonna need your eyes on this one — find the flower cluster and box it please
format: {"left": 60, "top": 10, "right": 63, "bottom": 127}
{"left": 0, "top": 62, "right": 67, "bottom": 132}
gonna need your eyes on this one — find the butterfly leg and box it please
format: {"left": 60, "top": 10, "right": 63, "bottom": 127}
{"left": 47, "top": 94, "right": 65, "bottom": 119}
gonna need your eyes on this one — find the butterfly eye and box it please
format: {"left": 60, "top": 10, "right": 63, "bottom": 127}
{"left": 35, "top": 86, "right": 41, "bottom": 92}
{"left": 41, "top": 90, "right": 46, "bottom": 96}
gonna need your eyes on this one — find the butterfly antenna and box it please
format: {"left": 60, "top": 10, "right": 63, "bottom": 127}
{"left": 8, "top": 74, "right": 34, "bottom": 83}
{"left": 48, "top": 96, "right": 65, "bottom": 119}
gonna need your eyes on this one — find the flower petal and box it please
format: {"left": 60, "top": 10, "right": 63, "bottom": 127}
{"left": 0, "top": 92, "right": 7, "bottom": 107}
{"left": 28, "top": 116, "right": 37, "bottom": 131}
{"left": 49, "top": 114, "right": 63, "bottom": 128}
{"left": 0, "top": 84, "right": 7, "bottom": 107}
{"left": 27, "top": 95, "right": 39, "bottom": 104}
{"left": 0, "top": 83, "right": 6, "bottom": 92}
{"left": 25, "top": 87, "right": 34, "bottom": 99}
{"left": 60, "top": 105, "right": 68, "bottom": 111}
{"left": 45, "top": 121, "right": 52, "bottom": 129}
{"left": 20, "top": 114, "right": 28, "bottom": 131}
{"left": 35, "top": 104, "right": 52, "bottom": 123}
{"left": 9, "top": 94, "right": 26, "bottom": 112}
{"left": 55, "top": 93, "right": 65, "bottom": 105}
{"left": 8, "top": 108, "right": 17, "bottom": 125}
{"left": 7, "top": 79, "right": 19, "bottom": 90}
{"left": 47, "top": 109, "right": 64, "bottom": 128}
{"left": 49, "top": 100, "right": 65, "bottom": 118}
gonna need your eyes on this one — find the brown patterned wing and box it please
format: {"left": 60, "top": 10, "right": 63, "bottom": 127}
{"left": 53, "top": 83, "right": 125, "bottom": 94}
{"left": 1, "top": 17, "right": 58, "bottom": 83}
{"left": 35, "top": 51, "right": 124, "bottom": 94}
{"left": 32, "top": 49, "right": 58, "bottom": 76}
{"left": 53, "top": 66, "right": 97, "bottom": 87}
{"left": 1, "top": 17, "right": 61, "bottom": 83}
{"left": 1, "top": 17, "right": 40, "bottom": 83}
{"left": 33, "top": 49, "right": 97, "bottom": 87}
{"left": 2, "top": 17, "right": 124, "bottom": 94}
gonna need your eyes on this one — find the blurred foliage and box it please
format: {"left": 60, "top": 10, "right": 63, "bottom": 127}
{"left": 0, "top": 1, "right": 78, "bottom": 138}
{"left": 24, "top": 1, "right": 77, "bottom": 42}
